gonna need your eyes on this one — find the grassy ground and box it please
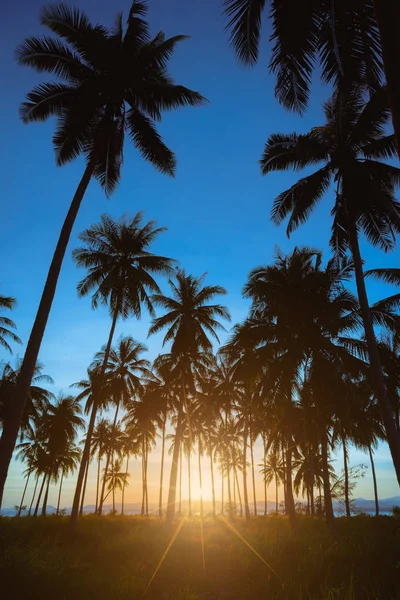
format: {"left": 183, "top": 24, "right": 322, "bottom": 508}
{"left": 1, "top": 515, "right": 400, "bottom": 599}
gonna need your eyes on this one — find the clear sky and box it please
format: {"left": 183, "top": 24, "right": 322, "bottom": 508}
{"left": 1, "top": 0, "right": 399, "bottom": 509}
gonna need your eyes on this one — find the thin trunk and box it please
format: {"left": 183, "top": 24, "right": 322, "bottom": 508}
{"left": 166, "top": 408, "right": 183, "bottom": 524}
{"left": 263, "top": 437, "right": 267, "bottom": 516}
{"left": 198, "top": 440, "right": 203, "bottom": 520}
{"left": 210, "top": 450, "right": 216, "bottom": 518}
{"left": 179, "top": 444, "right": 183, "bottom": 516}
{"left": 0, "top": 159, "right": 96, "bottom": 507}
{"left": 95, "top": 454, "right": 101, "bottom": 513}
{"left": 121, "top": 455, "right": 129, "bottom": 516}
{"left": 145, "top": 445, "right": 149, "bottom": 516}
{"left": 373, "top": 0, "right": 400, "bottom": 159}
{"left": 71, "top": 310, "right": 118, "bottom": 526}
{"left": 342, "top": 434, "right": 350, "bottom": 518}
{"left": 99, "top": 399, "right": 120, "bottom": 515}
{"left": 34, "top": 474, "right": 46, "bottom": 517}
{"left": 79, "top": 458, "right": 90, "bottom": 517}
{"left": 321, "top": 433, "right": 334, "bottom": 524}
{"left": 41, "top": 472, "right": 51, "bottom": 516}
{"left": 227, "top": 464, "right": 232, "bottom": 516}
{"left": 141, "top": 440, "right": 145, "bottom": 515}
{"left": 17, "top": 471, "right": 31, "bottom": 517}
{"left": 348, "top": 221, "right": 400, "bottom": 485}
{"left": 281, "top": 446, "right": 287, "bottom": 509}
{"left": 220, "top": 467, "right": 224, "bottom": 515}
{"left": 29, "top": 474, "right": 39, "bottom": 516}
{"left": 235, "top": 467, "right": 243, "bottom": 517}
{"left": 369, "top": 445, "right": 379, "bottom": 517}
{"left": 188, "top": 450, "right": 192, "bottom": 517}
{"left": 112, "top": 471, "right": 115, "bottom": 514}
{"left": 159, "top": 416, "right": 166, "bottom": 518}
{"left": 250, "top": 429, "right": 257, "bottom": 516}
{"left": 285, "top": 443, "right": 296, "bottom": 526}
{"left": 275, "top": 478, "right": 278, "bottom": 513}
{"left": 310, "top": 484, "right": 315, "bottom": 517}
{"left": 56, "top": 472, "right": 64, "bottom": 515}
{"left": 242, "top": 427, "right": 250, "bottom": 523}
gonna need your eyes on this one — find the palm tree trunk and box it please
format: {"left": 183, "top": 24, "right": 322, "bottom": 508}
{"left": 321, "top": 433, "right": 334, "bottom": 524}
{"left": 210, "top": 450, "right": 216, "bottom": 518}
{"left": 159, "top": 416, "right": 166, "bottom": 518}
{"left": 342, "top": 434, "right": 350, "bottom": 518}
{"left": 56, "top": 472, "right": 64, "bottom": 515}
{"left": 368, "top": 445, "right": 379, "bottom": 517}
{"left": 263, "top": 437, "right": 267, "bottom": 516}
{"left": 198, "top": 441, "right": 203, "bottom": 520}
{"left": 221, "top": 466, "right": 224, "bottom": 515}
{"left": 17, "top": 471, "right": 31, "bottom": 517}
{"left": 95, "top": 454, "right": 101, "bottom": 513}
{"left": 179, "top": 444, "right": 183, "bottom": 516}
{"left": 250, "top": 430, "right": 257, "bottom": 516}
{"left": 29, "top": 474, "right": 39, "bottom": 516}
{"left": 242, "top": 427, "right": 250, "bottom": 523}
{"left": 71, "top": 310, "right": 118, "bottom": 527}
{"left": 188, "top": 450, "right": 192, "bottom": 517}
{"left": 0, "top": 159, "right": 96, "bottom": 507}
{"left": 112, "top": 474, "right": 115, "bottom": 515}
{"left": 235, "top": 467, "right": 243, "bottom": 517}
{"left": 166, "top": 405, "right": 183, "bottom": 524}
{"left": 285, "top": 443, "right": 296, "bottom": 526}
{"left": 145, "top": 445, "right": 149, "bottom": 516}
{"left": 275, "top": 478, "right": 278, "bottom": 512}
{"left": 99, "top": 400, "right": 120, "bottom": 515}
{"left": 41, "top": 472, "right": 51, "bottom": 516}
{"left": 141, "top": 441, "right": 145, "bottom": 515}
{"left": 79, "top": 458, "right": 90, "bottom": 517}
{"left": 34, "top": 474, "right": 46, "bottom": 517}
{"left": 121, "top": 455, "right": 129, "bottom": 516}
{"left": 310, "top": 483, "right": 315, "bottom": 517}
{"left": 373, "top": 0, "right": 400, "bottom": 159}
{"left": 348, "top": 221, "right": 400, "bottom": 485}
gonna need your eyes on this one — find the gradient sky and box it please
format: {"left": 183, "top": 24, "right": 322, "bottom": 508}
{"left": 1, "top": 0, "right": 399, "bottom": 509}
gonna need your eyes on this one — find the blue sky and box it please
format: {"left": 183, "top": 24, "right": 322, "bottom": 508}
{"left": 1, "top": 0, "right": 399, "bottom": 507}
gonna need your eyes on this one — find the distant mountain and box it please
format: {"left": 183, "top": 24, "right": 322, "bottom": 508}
{"left": 2, "top": 496, "right": 399, "bottom": 517}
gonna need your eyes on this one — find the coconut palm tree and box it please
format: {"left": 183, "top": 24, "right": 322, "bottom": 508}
{"left": 223, "top": 0, "right": 400, "bottom": 157}
{"left": 260, "top": 451, "right": 283, "bottom": 513}
{"left": 70, "top": 212, "right": 174, "bottom": 524}
{"left": 149, "top": 269, "right": 230, "bottom": 523}
{"left": 260, "top": 87, "right": 400, "bottom": 484}
{"left": 103, "top": 458, "right": 130, "bottom": 514}
{"left": 0, "top": 0, "right": 205, "bottom": 505}
{"left": 55, "top": 442, "right": 81, "bottom": 514}
{"left": 90, "top": 418, "right": 111, "bottom": 513}
{"left": 0, "top": 295, "right": 21, "bottom": 354}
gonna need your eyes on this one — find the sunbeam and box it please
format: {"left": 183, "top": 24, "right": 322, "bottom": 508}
{"left": 143, "top": 519, "right": 186, "bottom": 596}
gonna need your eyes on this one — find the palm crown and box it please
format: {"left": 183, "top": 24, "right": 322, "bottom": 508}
{"left": 16, "top": 1, "right": 206, "bottom": 192}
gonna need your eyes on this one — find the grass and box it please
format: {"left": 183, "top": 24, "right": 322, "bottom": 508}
{"left": 1, "top": 515, "right": 400, "bottom": 599}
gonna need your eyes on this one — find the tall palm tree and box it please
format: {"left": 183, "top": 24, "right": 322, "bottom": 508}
{"left": 149, "top": 269, "right": 230, "bottom": 523}
{"left": 223, "top": 0, "right": 400, "bottom": 158}
{"left": 70, "top": 212, "right": 174, "bottom": 524}
{"left": 0, "top": 0, "right": 205, "bottom": 504}
{"left": 90, "top": 418, "right": 111, "bottom": 513}
{"left": 260, "top": 451, "right": 283, "bottom": 513}
{"left": 0, "top": 295, "right": 21, "bottom": 354}
{"left": 260, "top": 87, "right": 400, "bottom": 484}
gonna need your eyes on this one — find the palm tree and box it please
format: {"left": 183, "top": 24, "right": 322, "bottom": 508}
{"left": 0, "top": 0, "right": 205, "bottom": 504}
{"left": 260, "top": 452, "right": 283, "bottom": 513}
{"left": 223, "top": 0, "right": 400, "bottom": 157}
{"left": 91, "top": 418, "right": 111, "bottom": 513}
{"left": 149, "top": 269, "right": 230, "bottom": 523}
{"left": 55, "top": 441, "right": 81, "bottom": 514}
{"left": 0, "top": 295, "right": 21, "bottom": 354}
{"left": 70, "top": 212, "right": 174, "bottom": 524}
{"left": 260, "top": 87, "right": 400, "bottom": 484}
{"left": 103, "top": 458, "right": 130, "bottom": 514}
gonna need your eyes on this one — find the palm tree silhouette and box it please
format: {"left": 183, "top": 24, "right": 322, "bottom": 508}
{"left": 1, "top": 0, "right": 205, "bottom": 504}
{"left": 260, "top": 87, "right": 400, "bottom": 485}
{"left": 149, "top": 269, "right": 230, "bottom": 522}
{"left": 0, "top": 295, "right": 21, "bottom": 354}
{"left": 70, "top": 212, "right": 173, "bottom": 524}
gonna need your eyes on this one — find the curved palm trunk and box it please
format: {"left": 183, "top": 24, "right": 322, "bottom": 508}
{"left": 122, "top": 455, "right": 129, "bottom": 516}
{"left": 80, "top": 459, "right": 90, "bottom": 517}
{"left": 342, "top": 434, "right": 350, "bottom": 518}
{"left": 95, "top": 454, "right": 101, "bottom": 513}
{"left": 242, "top": 427, "right": 250, "bottom": 523}
{"left": 17, "top": 471, "right": 31, "bottom": 517}
{"left": 368, "top": 445, "right": 379, "bottom": 517}
{"left": 41, "top": 472, "right": 51, "bottom": 516}
{"left": 70, "top": 310, "right": 118, "bottom": 527}
{"left": 0, "top": 159, "right": 96, "bottom": 507}
{"left": 159, "top": 416, "right": 166, "bottom": 518}
{"left": 285, "top": 443, "right": 296, "bottom": 526}
{"left": 34, "top": 475, "right": 46, "bottom": 517}
{"left": 209, "top": 450, "right": 216, "bottom": 518}
{"left": 166, "top": 408, "right": 183, "bottom": 524}
{"left": 99, "top": 400, "right": 120, "bottom": 515}
{"left": 188, "top": 450, "right": 192, "bottom": 517}
{"left": 56, "top": 472, "right": 64, "bottom": 515}
{"left": 321, "top": 434, "right": 334, "bottom": 524}
{"left": 29, "top": 474, "right": 39, "bottom": 516}
{"left": 373, "top": 0, "right": 400, "bottom": 159}
{"left": 348, "top": 222, "right": 400, "bottom": 485}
